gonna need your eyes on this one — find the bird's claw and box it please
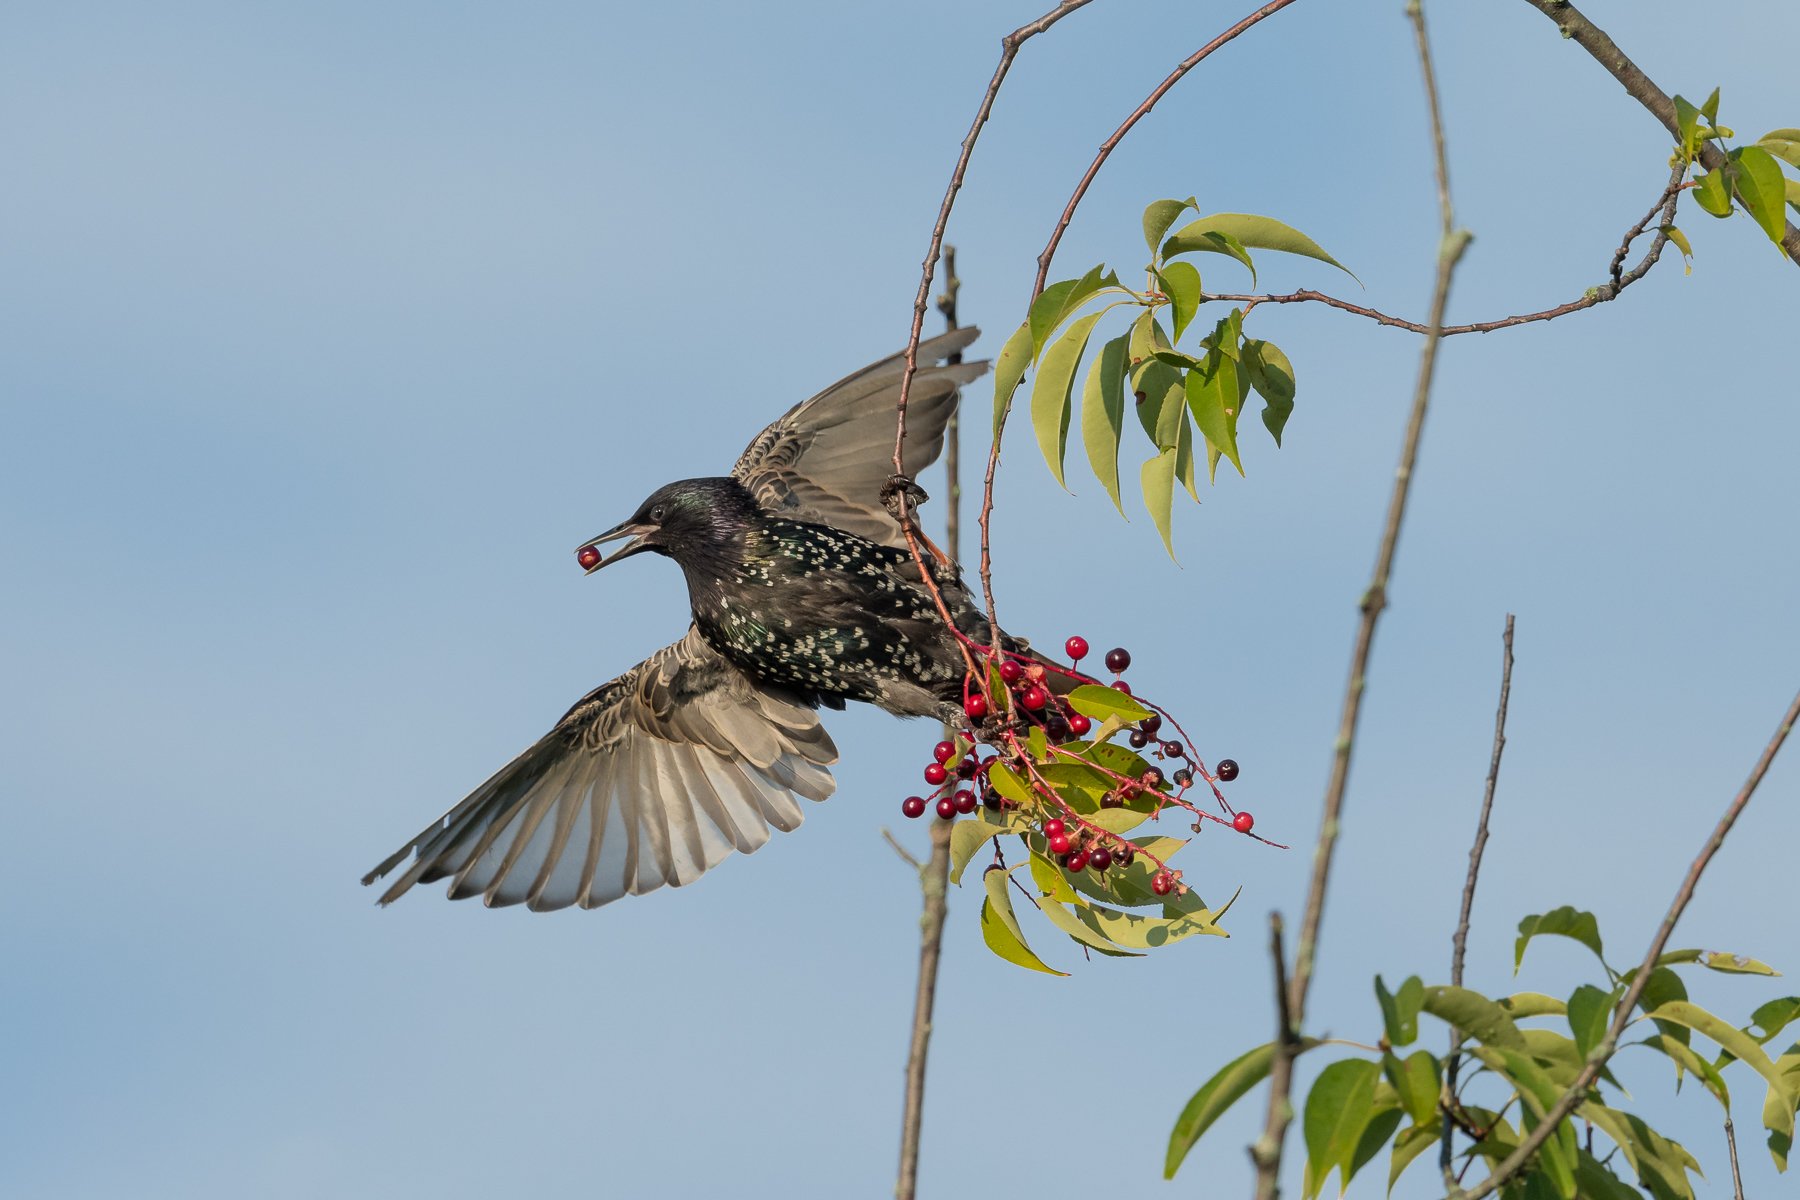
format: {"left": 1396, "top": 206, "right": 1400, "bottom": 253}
{"left": 881, "top": 474, "right": 929, "bottom": 524}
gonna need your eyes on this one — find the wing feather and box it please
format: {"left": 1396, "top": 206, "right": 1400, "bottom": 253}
{"left": 363, "top": 627, "right": 837, "bottom": 912}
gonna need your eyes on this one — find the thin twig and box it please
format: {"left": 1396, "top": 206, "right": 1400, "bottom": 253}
{"left": 894, "top": 252, "right": 968, "bottom": 1200}
{"left": 1254, "top": 5, "right": 1469, "bottom": 1196}
{"left": 1208, "top": 167, "right": 1682, "bottom": 336}
{"left": 1032, "top": 0, "right": 1304, "bottom": 298}
{"left": 1723, "top": 1115, "right": 1746, "bottom": 1200}
{"left": 1441, "top": 614, "right": 1516, "bottom": 1186}
{"left": 1519, "top": 0, "right": 1800, "bottom": 268}
{"left": 1460, "top": 685, "right": 1800, "bottom": 1200}
{"left": 882, "top": 828, "right": 923, "bottom": 872}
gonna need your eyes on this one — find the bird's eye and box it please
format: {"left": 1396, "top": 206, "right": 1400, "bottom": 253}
{"left": 650, "top": 505, "right": 666, "bottom": 522}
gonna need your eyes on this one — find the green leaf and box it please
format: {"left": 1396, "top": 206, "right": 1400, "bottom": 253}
{"left": 1074, "top": 897, "right": 1224, "bottom": 948}
{"left": 1660, "top": 224, "right": 1693, "bottom": 274}
{"left": 1645, "top": 1000, "right": 1797, "bottom": 1142}
{"left": 1636, "top": 1032, "right": 1730, "bottom": 1106}
{"left": 1630, "top": 966, "right": 1691, "bottom": 1047}
{"left": 1699, "top": 87, "right": 1721, "bottom": 124}
{"left": 1302, "top": 1058, "right": 1381, "bottom": 1200}
{"left": 1241, "top": 338, "right": 1297, "bottom": 446}
{"left": 1027, "top": 264, "right": 1115, "bottom": 357}
{"left": 1656, "top": 947, "right": 1780, "bottom": 976}
{"left": 1573, "top": 1148, "right": 1649, "bottom": 1200}
{"left": 1419, "top": 985, "right": 1526, "bottom": 1049}
{"left": 986, "top": 762, "right": 1036, "bottom": 809}
{"left": 1749, "top": 996, "right": 1800, "bottom": 1044}
{"left": 1038, "top": 895, "right": 1142, "bottom": 956}
{"left": 1031, "top": 311, "right": 1103, "bottom": 489}
{"left": 1581, "top": 1101, "right": 1699, "bottom": 1200}
{"left": 1345, "top": 1104, "right": 1404, "bottom": 1195}
{"left": 1568, "top": 983, "right": 1614, "bottom": 1061}
{"left": 1383, "top": 1050, "right": 1440, "bottom": 1127}
{"left": 979, "top": 867, "right": 1066, "bottom": 976}
{"left": 1471, "top": 1046, "right": 1579, "bottom": 1199}
{"left": 991, "top": 321, "right": 1033, "bottom": 438}
{"left": 1376, "top": 976, "right": 1425, "bottom": 1048}
{"left": 1501, "top": 992, "right": 1569, "bottom": 1019}
{"left": 1788, "top": 177, "right": 1800, "bottom": 215}
{"left": 949, "top": 808, "right": 1030, "bottom": 884}
{"left": 1673, "top": 94, "right": 1703, "bottom": 150}
{"left": 1173, "top": 406, "right": 1199, "bottom": 502}
{"left": 1515, "top": 906, "right": 1608, "bottom": 974}
{"left": 1157, "top": 260, "right": 1204, "bottom": 341}
{"left": 1162, "top": 222, "right": 1257, "bottom": 286}
{"left": 1062, "top": 834, "right": 1188, "bottom": 909}
{"left": 1081, "top": 334, "right": 1129, "bottom": 514}
{"left": 1143, "top": 197, "right": 1197, "bottom": 258}
{"left": 1028, "top": 848, "right": 1077, "bottom": 901}
{"left": 1172, "top": 211, "right": 1356, "bottom": 280}
{"left": 1692, "top": 169, "right": 1733, "bottom": 218}
{"left": 1387, "top": 1123, "right": 1437, "bottom": 1195}
{"left": 1760, "top": 127, "right": 1800, "bottom": 142}
{"left": 1728, "top": 144, "right": 1788, "bottom": 244}
{"left": 1065, "top": 682, "right": 1153, "bottom": 724}
{"left": 1169, "top": 1041, "right": 1314, "bottom": 1178}
{"left": 1142, "top": 448, "right": 1178, "bottom": 559}
{"left": 1757, "top": 136, "right": 1800, "bottom": 168}
{"left": 1186, "top": 355, "right": 1243, "bottom": 479}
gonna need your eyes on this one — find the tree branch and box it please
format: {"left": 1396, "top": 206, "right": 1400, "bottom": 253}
{"left": 1459, "top": 685, "right": 1800, "bottom": 1200}
{"left": 1518, "top": 0, "right": 1800, "bottom": 267}
{"left": 894, "top": 253, "right": 966, "bottom": 1200}
{"left": 1254, "top": 6, "right": 1470, "bottom": 1197}
{"left": 1441, "top": 614, "right": 1516, "bottom": 1186}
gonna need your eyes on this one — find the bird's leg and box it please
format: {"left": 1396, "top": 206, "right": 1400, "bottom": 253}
{"left": 880, "top": 473, "right": 930, "bottom": 526}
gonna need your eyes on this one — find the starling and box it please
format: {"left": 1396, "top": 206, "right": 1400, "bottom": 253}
{"left": 364, "top": 328, "right": 1005, "bottom": 912}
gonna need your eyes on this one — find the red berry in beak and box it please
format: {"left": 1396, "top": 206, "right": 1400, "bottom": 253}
{"left": 576, "top": 545, "right": 602, "bottom": 571}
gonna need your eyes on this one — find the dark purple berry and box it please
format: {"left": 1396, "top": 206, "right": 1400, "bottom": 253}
{"left": 1089, "top": 846, "right": 1113, "bottom": 871}
{"left": 1140, "top": 714, "right": 1162, "bottom": 736}
{"left": 1163, "top": 739, "right": 1184, "bottom": 758}
{"left": 1216, "top": 759, "right": 1240, "bottom": 782}
{"left": 1104, "top": 647, "right": 1131, "bottom": 673}
{"left": 1128, "top": 729, "right": 1149, "bottom": 749}
{"left": 1172, "top": 768, "right": 1193, "bottom": 787}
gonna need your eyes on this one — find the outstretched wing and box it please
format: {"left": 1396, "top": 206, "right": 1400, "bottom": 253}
{"left": 732, "top": 327, "right": 988, "bottom": 547}
{"left": 363, "top": 627, "right": 837, "bottom": 912}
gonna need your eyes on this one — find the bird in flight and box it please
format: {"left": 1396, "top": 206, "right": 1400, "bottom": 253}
{"left": 364, "top": 329, "right": 995, "bottom": 912}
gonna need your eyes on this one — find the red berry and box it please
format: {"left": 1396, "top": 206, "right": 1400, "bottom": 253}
{"left": 935, "top": 796, "right": 957, "bottom": 819}
{"left": 924, "top": 763, "right": 948, "bottom": 786}
{"left": 576, "top": 545, "right": 603, "bottom": 571}
{"left": 1047, "top": 833, "right": 1071, "bottom": 855}
{"left": 1233, "top": 811, "right": 1255, "bottom": 833}
{"left": 1105, "top": 647, "right": 1131, "bottom": 672}
{"left": 1089, "top": 846, "right": 1113, "bottom": 871}
{"left": 999, "top": 660, "right": 1024, "bottom": 684}
{"left": 933, "top": 740, "right": 956, "bottom": 764}
{"left": 964, "top": 694, "right": 989, "bottom": 720}
{"left": 1067, "top": 713, "right": 1092, "bottom": 737}
{"left": 1151, "top": 870, "right": 1174, "bottom": 896}
{"left": 901, "top": 796, "right": 927, "bottom": 819}
{"left": 1065, "top": 850, "right": 1091, "bottom": 873}
{"left": 1064, "top": 636, "right": 1089, "bottom": 661}
{"left": 1216, "top": 758, "right": 1240, "bottom": 782}
{"left": 1020, "top": 685, "right": 1048, "bottom": 711}
{"left": 1111, "top": 680, "right": 1132, "bottom": 695}
{"left": 954, "top": 789, "right": 979, "bottom": 814}
{"left": 1043, "top": 819, "right": 1066, "bottom": 838}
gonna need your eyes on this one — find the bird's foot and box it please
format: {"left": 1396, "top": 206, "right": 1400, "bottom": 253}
{"left": 880, "top": 474, "right": 930, "bottom": 524}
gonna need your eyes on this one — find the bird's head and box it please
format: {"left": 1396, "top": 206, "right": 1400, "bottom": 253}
{"left": 577, "top": 477, "right": 758, "bottom": 574}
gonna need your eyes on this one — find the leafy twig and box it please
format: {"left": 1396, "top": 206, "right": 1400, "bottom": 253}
{"left": 1518, "top": 0, "right": 1800, "bottom": 267}
{"left": 1441, "top": 614, "right": 1516, "bottom": 1186}
{"left": 1253, "top": 4, "right": 1470, "bottom": 1196}
{"left": 1459, "top": 685, "right": 1800, "bottom": 1200}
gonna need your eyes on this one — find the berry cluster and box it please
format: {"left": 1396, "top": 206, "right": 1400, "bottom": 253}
{"left": 900, "top": 638, "right": 1269, "bottom": 898}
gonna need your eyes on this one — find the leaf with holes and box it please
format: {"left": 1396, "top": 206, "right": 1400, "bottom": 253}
{"left": 1657, "top": 947, "right": 1781, "bottom": 976}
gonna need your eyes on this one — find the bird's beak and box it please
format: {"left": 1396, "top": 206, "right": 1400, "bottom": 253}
{"left": 576, "top": 520, "right": 657, "bottom": 574}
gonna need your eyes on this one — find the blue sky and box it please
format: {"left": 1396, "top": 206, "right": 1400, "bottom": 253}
{"left": 3, "top": 2, "right": 1796, "bottom": 1196}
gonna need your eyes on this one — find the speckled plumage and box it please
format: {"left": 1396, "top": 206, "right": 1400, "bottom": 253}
{"left": 364, "top": 328, "right": 994, "bottom": 911}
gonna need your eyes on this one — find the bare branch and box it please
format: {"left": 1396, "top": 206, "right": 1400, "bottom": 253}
{"left": 1254, "top": 6, "right": 1470, "bottom": 1197}
{"left": 1460, "top": 685, "right": 1800, "bottom": 1200}
{"left": 1724, "top": 1115, "right": 1747, "bottom": 1200}
{"left": 894, "top": 256, "right": 967, "bottom": 1200}
{"left": 1248, "top": 913, "right": 1295, "bottom": 1178}
{"left": 1518, "top": 0, "right": 1800, "bottom": 267}
{"left": 882, "top": 828, "right": 923, "bottom": 872}
{"left": 1441, "top": 614, "right": 1516, "bottom": 1184}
